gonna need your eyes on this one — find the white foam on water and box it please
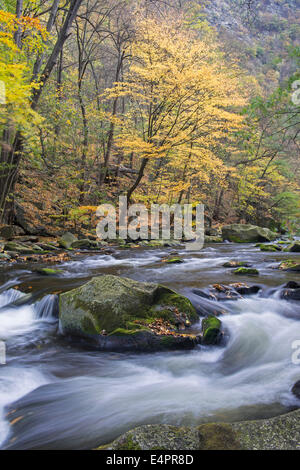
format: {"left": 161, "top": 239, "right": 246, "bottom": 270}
{"left": 0, "top": 288, "right": 24, "bottom": 308}
{"left": 0, "top": 289, "right": 58, "bottom": 446}
{"left": 60, "top": 253, "right": 163, "bottom": 273}
{"left": 0, "top": 367, "right": 48, "bottom": 446}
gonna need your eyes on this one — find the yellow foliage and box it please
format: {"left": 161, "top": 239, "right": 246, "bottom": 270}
{"left": 103, "top": 12, "right": 246, "bottom": 202}
{"left": 0, "top": 10, "right": 46, "bottom": 132}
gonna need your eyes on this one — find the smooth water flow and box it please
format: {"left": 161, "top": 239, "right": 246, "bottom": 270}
{"left": 0, "top": 243, "right": 299, "bottom": 449}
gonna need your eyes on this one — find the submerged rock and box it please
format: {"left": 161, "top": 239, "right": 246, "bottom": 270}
{"left": 231, "top": 284, "right": 261, "bottom": 296}
{"left": 99, "top": 409, "right": 300, "bottom": 450}
{"left": 192, "top": 283, "right": 261, "bottom": 303}
{"left": 223, "top": 260, "right": 252, "bottom": 268}
{"left": 292, "top": 381, "right": 300, "bottom": 399}
{"left": 59, "top": 275, "right": 199, "bottom": 351}
{"left": 280, "top": 288, "right": 300, "bottom": 301}
{"left": 187, "top": 290, "right": 230, "bottom": 317}
{"left": 222, "top": 224, "right": 277, "bottom": 243}
{"left": 287, "top": 242, "right": 300, "bottom": 253}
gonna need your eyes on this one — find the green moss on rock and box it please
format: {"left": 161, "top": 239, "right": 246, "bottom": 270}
{"left": 222, "top": 224, "right": 277, "bottom": 243}
{"left": 36, "top": 268, "right": 63, "bottom": 276}
{"left": 278, "top": 260, "right": 300, "bottom": 271}
{"left": 108, "top": 328, "right": 149, "bottom": 337}
{"left": 165, "top": 258, "right": 184, "bottom": 264}
{"left": 59, "top": 275, "right": 198, "bottom": 350}
{"left": 287, "top": 242, "right": 300, "bottom": 253}
{"left": 223, "top": 260, "right": 250, "bottom": 268}
{"left": 202, "top": 315, "right": 222, "bottom": 345}
{"left": 257, "top": 244, "right": 281, "bottom": 252}
{"left": 233, "top": 267, "right": 259, "bottom": 275}
{"left": 197, "top": 423, "right": 241, "bottom": 450}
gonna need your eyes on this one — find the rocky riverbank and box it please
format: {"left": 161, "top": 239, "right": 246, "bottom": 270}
{"left": 98, "top": 409, "right": 300, "bottom": 450}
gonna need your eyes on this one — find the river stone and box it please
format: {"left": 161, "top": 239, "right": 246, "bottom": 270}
{"left": 280, "top": 288, "right": 300, "bottom": 301}
{"left": 284, "top": 281, "right": 300, "bottom": 289}
{"left": 287, "top": 242, "right": 300, "bottom": 253}
{"left": 278, "top": 260, "right": 300, "bottom": 272}
{"left": 223, "top": 260, "right": 252, "bottom": 268}
{"left": 3, "top": 241, "right": 37, "bottom": 254}
{"left": 0, "top": 225, "right": 25, "bottom": 239}
{"left": 205, "top": 235, "right": 223, "bottom": 243}
{"left": 37, "top": 243, "right": 58, "bottom": 251}
{"left": 258, "top": 243, "right": 282, "bottom": 252}
{"left": 222, "top": 224, "right": 277, "bottom": 243}
{"left": 36, "top": 268, "right": 63, "bottom": 276}
{"left": 99, "top": 409, "right": 300, "bottom": 450}
{"left": 292, "top": 380, "right": 300, "bottom": 399}
{"left": 233, "top": 267, "right": 259, "bottom": 275}
{"left": 201, "top": 315, "right": 222, "bottom": 345}
{"left": 58, "top": 232, "right": 78, "bottom": 249}
{"left": 59, "top": 275, "right": 199, "bottom": 352}
{"left": 71, "top": 239, "right": 99, "bottom": 249}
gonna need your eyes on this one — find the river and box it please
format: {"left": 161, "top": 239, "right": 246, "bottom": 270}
{"left": 0, "top": 242, "right": 299, "bottom": 449}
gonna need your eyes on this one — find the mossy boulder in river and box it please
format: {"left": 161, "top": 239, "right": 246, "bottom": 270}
{"left": 257, "top": 243, "right": 282, "bottom": 252}
{"left": 278, "top": 260, "right": 300, "bottom": 272}
{"left": 201, "top": 315, "right": 222, "bottom": 345}
{"left": 99, "top": 409, "right": 300, "bottom": 450}
{"left": 222, "top": 224, "right": 277, "bottom": 243}
{"left": 233, "top": 267, "right": 259, "bottom": 276}
{"left": 59, "top": 275, "right": 199, "bottom": 351}
{"left": 35, "top": 268, "right": 64, "bottom": 276}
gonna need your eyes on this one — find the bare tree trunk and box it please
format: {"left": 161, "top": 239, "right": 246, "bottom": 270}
{"left": 31, "top": 0, "right": 83, "bottom": 110}
{"left": 32, "top": 0, "right": 60, "bottom": 82}
{"left": 78, "top": 85, "right": 89, "bottom": 203}
{"left": 127, "top": 157, "right": 149, "bottom": 203}
{"left": 100, "top": 51, "right": 125, "bottom": 185}
{"left": 14, "top": 0, "right": 23, "bottom": 48}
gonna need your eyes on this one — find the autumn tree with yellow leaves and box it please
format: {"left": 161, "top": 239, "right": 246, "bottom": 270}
{"left": 103, "top": 14, "right": 246, "bottom": 204}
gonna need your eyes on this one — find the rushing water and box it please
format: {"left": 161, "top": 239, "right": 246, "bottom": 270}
{"left": 0, "top": 242, "right": 299, "bottom": 449}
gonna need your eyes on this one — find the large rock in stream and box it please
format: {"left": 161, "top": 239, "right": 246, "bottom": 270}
{"left": 59, "top": 275, "right": 200, "bottom": 351}
{"left": 222, "top": 224, "right": 277, "bottom": 243}
{"left": 287, "top": 242, "right": 300, "bottom": 253}
{"left": 99, "top": 409, "right": 300, "bottom": 450}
